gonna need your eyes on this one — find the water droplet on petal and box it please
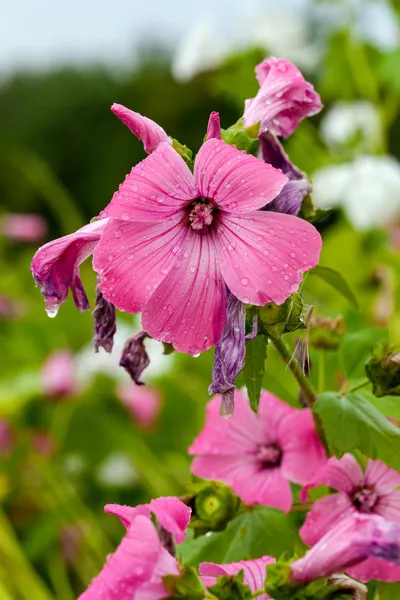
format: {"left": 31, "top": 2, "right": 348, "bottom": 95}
{"left": 241, "top": 277, "right": 249, "bottom": 286}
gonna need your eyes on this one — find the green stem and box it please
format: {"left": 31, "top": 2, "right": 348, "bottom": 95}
{"left": 343, "top": 379, "right": 371, "bottom": 395}
{"left": 272, "top": 338, "right": 316, "bottom": 407}
{"left": 318, "top": 350, "right": 325, "bottom": 394}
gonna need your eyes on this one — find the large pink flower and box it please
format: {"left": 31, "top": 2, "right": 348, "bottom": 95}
{"left": 93, "top": 138, "right": 321, "bottom": 355}
{"left": 79, "top": 514, "right": 179, "bottom": 600}
{"left": 300, "top": 454, "right": 400, "bottom": 582}
{"left": 189, "top": 390, "right": 326, "bottom": 512}
{"left": 243, "top": 57, "right": 322, "bottom": 138}
{"left": 292, "top": 513, "right": 400, "bottom": 583}
{"left": 200, "top": 557, "right": 275, "bottom": 599}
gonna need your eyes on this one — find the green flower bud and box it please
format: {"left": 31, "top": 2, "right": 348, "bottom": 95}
{"left": 366, "top": 342, "right": 400, "bottom": 397}
{"left": 258, "top": 293, "right": 305, "bottom": 340}
{"left": 309, "top": 315, "right": 346, "bottom": 350}
{"left": 194, "top": 483, "right": 237, "bottom": 531}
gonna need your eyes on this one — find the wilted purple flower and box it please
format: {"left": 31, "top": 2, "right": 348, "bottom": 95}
{"left": 93, "top": 278, "right": 116, "bottom": 353}
{"left": 120, "top": 331, "right": 150, "bottom": 385}
{"left": 209, "top": 291, "right": 246, "bottom": 418}
{"left": 260, "top": 131, "right": 311, "bottom": 216}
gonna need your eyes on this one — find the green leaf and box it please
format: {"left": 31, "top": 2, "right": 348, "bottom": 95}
{"left": 243, "top": 335, "right": 267, "bottom": 412}
{"left": 221, "top": 119, "right": 259, "bottom": 156}
{"left": 308, "top": 265, "right": 359, "bottom": 310}
{"left": 313, "top": 391, "right": 400, "bottom": 469}
{"left": 339, "top": 329, "right": 389, "bottom": 378}
{"left": 177, "top": 506, "right": 304, "bottom": 566}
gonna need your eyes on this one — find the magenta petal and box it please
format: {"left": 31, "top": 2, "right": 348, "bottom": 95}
{"left": 111, "top": 104, "right": 171, "bottom": 153}
{"left": 279, "top": 408, "right": 326, "bottom": 485}
{"left": 376, "top": 490, "right": 400, "bottom": 522}
{"left": 135, "top": 547, "right": 180, "bottom": 600}
{"left": 78, "top": 515, "right": 161, "bottom": 600}
{"left": 191, "top": 454, "right": 259, "bottom": 485}
{"left": 206, "top": 112, "right": 222, "bottom": 140}
{"left": 93, "top": 216, "right": 187, "bottom": 314}
{"left": 194, "top": 139, "right": 287, "bottom": 213}
{"left": 300, "top": 493, "right": 355, "bottom": 546}
{"left": 200, "top": 557, "right": 275, "bottom": 599}
{"left": 219, "top": 211, "right": 321, "bottom": 306}
{"left": 104, "top": 503, "right": 150, "bottom": 529}
{"left": 189, "top": 391, "right": 264, "bottom": 456}
{"left": 347, "top": 557, "right": 400, "bottom": 583}
{"left": 31, "top": 219, "right": 107, "bottom": 315}
{"left": 142, "top": 229, "right": 226, "bottom": 355}
{"left": 300, "top": 454, "right": 364, "bottom": 503}
{"left": 149, "top": 497, "right": 191, "bottom": 544}
{"left": 101, "top": 142, "right": 196, "bottom": 222}
{"left": 364, "top": 459, "right": 400, "bottom": 493}
{"left": 257, "top": 391, "right": 294, "bottom": 444}
{"left": 233, "top": 467, "right": 293, "bottom": 511}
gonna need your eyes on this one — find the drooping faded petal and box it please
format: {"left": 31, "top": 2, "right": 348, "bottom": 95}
{"left": 142, "top": 229, "right": 227, "bottom": 355}
{"left": 291, "top": 514, "right": 400, "bottom": 583}
{"left": 364, "top": 459, "right": 400, "bottom": 494}
{"left": 111, "top": 104, "right": 172, "bottom": 154}
{"left": 219, "top": 211, "right": 321, "bottom": 306}
{"left": 194, "top": 139, "right": 288, "bottom": 213}
{"left": 200, "top": 557, "right": 275, "bottom": 599}
{"left": 101, "top": 143, "right": 196, "bottom": 222}
{"left": 206, "top": 112, "right": 222, "bottom": 140}
{"left": 104, "top": 497, "right": 191, "bottom": 544}
{"left": 119, "top": 331, "right": 150, "bottom": 385}
{"left": 93, "top": 217, "right": 187, "bottom": 314}
{"left": 93, "top": 277, "right": 116, "bottom": 353}
{"left": 209, "top": 291, "right": 246, "bottom": 417}
{"left": 300, "top": 493, "right": 355, "bottom": 546}
{"left": 78, "top": 515, "right": 160, "bottom": 600}
{"left": 244, "top": 57, "right": 323, "bottom": 138}
{"left": 31, "top": 219, "right": 108, "bottom": 316}
{"left": 260, "top": 131, "right": 311, "bottom": 215}
{"left": 279, "top": 408, "right": 326, "bottom": 485}
{"left": 300, "top": 454, "right": 364, "bottom": 503}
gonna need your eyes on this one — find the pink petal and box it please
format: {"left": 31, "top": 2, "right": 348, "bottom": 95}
{"left": 1, "top": 213, "right": 47, "bottom": 242}
{"left": 200, "top": 557, "right": 275, "bottom": 599}
{"left": 364, "top": 459, "right": 400, "bottom": 493}
{"left": 279, "top": 408, "right": 326, "bottom": 485}
{"left": 300, "top": 493, "right": 355, "bottom": 546}
{"left": 101, "top": 143, "right": 196, "bottom": 222}
{"left": 194, "top": 139, "right": 287, "bottom": 212}
{"left": 233, "top": 466, "right": 293, "bottom": 511}
{"left": 31, "top": 219, "right": 107, "bottom": 316}
{"left": 78, "top": 515, "right": 160, "bottom": 600}
{"left": 219, "top": 211, "right": 321, "bottom": 306}
{"left": 244, "top": 57, "right": 322, "bottom": 138}
{"left": 149, "top": 497, "right": 191, "bottom": 544}
{"left": 300, "top": 454, "right": 364, "bottom": 503}
{"left": 142, "top": 229, "right": 227, "bottom": 355}
{"left": 135, "top": 547, "right": 180, "bottom": 600}
{"left": 93, "top": 216, "right": 187, "bottom": 314}
{"left": 376, "top": 490, "right": 400, "bottom": 522}
{"left": 347, "top": 557, "right": 400, "bottom": 583}
{"left": 41, "top": 350, "right": 78, "bottom": 398}
{"left": 104, "top": 503, "right": 150, "bottom": 529}
{"left": 111, "top": 104, "right": 171, "bottom": 153}
{"left": 189, "top": 392, "right": 264, "bottom": 456}
{"left": 206, "top": 112, "right": 222, "bottom": 140}
{"left": 117, "top": 382, "right": 162, "bottom": 429}
{"left": 257, "top": 391, "right": 294, "bottom": 444}
{"left": 191, "top": 454, "right": 259, "bottom": 485}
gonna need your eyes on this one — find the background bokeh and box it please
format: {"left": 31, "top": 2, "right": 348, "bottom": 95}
{"left": 1, "top": 0, "right": 400, "bottom": 597}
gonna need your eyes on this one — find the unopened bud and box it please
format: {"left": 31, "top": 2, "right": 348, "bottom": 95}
{"left": 259, "top": 293, "right": 305, "bottom": 339}
{"left": 194, "top": 483, "right": 237, "bottom": 531}
{"left": 309, "top": 315, "right": 346, "bottom": 350}
{"left": 366, "top": 342, "right": 400, "bottom": 397}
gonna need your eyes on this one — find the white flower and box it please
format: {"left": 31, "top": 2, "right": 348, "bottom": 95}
{"left": 96, "top": 452, "right": 138, "bottom": 488}
{"left": 312, "top": 155, "right": 400, "bottom": 230}
{"left": 320, "top": 101, "right": 382, "bottom": 150}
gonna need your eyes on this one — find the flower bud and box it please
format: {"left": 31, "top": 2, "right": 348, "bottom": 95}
{"left": 194, "top": 483, "right": 238, "bottom": 531}
{"left": 365, "top": 342, "right": 400, "bottom": 397}
{"left": 309, "top": 315, "right": 346, "bottom": 350}
{"left": 259, "top": 293, "right": 305, "bottom": 339}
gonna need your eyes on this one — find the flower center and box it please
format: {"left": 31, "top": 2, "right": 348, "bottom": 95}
{"left": 257, "top": 444, "right": 282, "bottom": 468}
{"left": 188, "top": 200, "right": 214, "bottom": 231}
{"left": 352, "top": 487, "right": 378, "bottom": 513}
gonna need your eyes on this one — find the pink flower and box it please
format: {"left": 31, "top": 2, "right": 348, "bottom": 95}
{"left": 292, "top": 513, "right": 400, "bottom": 583}
{"left": 243, "top": 57, "right": 322, "bottom": 138}
{"left": 93, "top": 138, "right": 321, "bottom": 355}
{"left": 31, "top": 219, "right": 108, "bottom": 317}
{"left": 104, "top": 496, "right": 191, "bottom": 544}
{"left": 79, "top": 514, "right": 179, "bottom": 600}
{"left": 1, "top": 213, "right": 47, "bottom": 242}
{"left": 200, "top": 557, "right": 275, "bottom": 599}
{"left": 189, "top": 390, "right": 326, "bottom": 512}
{"left": 41, "top": 350, "right": 78, "bottom": 399}
{"left": 111, "top": 104, "right": 172, "bottom": 154}
{"left": 300, "top": 453, "right": 400, "bottom": 582}
{"left": 117, "top": 382, "right": 162, "bottom": 429}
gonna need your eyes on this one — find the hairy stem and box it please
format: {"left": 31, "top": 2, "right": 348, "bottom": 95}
{"left": 272, "top": 338, "right": 316, "bottom": 407}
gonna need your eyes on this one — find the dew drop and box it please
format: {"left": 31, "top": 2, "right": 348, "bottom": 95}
{"left": 241, "top": 277, "right": 249, "bottom": 286}
{"left": 114, "top": 229, "right": 122, "bottom": 239}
